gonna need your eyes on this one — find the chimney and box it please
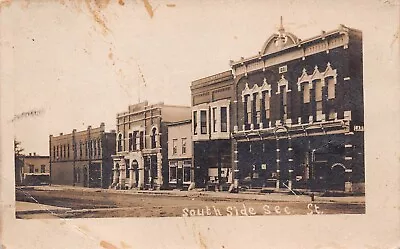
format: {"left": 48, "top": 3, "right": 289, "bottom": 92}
{"left": 59, "top": 133, "right": 63, "bottom": 136}
{"left": 33, "top": 152, "right": 36, "bottom": 156}
{"left": 29, "top": 153, "right": 32, "bottom": 156}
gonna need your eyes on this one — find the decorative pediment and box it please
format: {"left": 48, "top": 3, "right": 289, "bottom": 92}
{"left": 310, "top": 65, "right": 324, "bottom": 81}
{"left": 323, "top": 62, "right": 337, "bottom": 78}
{"left": 298, "top": 68, "right": 311, "bottom": 83}
{"left": 260, "top": 78, "right": 272, "bottom": 97}
{"left": 276, "top": 75, "right": 289, "bottom": 94}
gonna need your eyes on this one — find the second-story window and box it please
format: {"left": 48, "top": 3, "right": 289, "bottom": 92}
{"left": 172, "top": 139, "right": 178, "bottom": 155}
{"left": 79, "top": 143, "right": 83, "bottom": 158}
{"left": 67, "top": 144, "right": 70, "bottom": 159}
{"left": 132, "top": 132, "right": 137, "bottom": 151}
{"left": 314, "top": 79, "right": 323, "bottom": 121}
{"left": 221, "top": 107, "right": 228, "bottom": 132}
{"left": 53, "top": 146, "right": 56, "bottom": 160}
{"left": 98, "top": 139, "right": 101, "bottom": 156}
{"left": 245, "top": 95, "right": 251, "bottom": 125}
{"left": 212, "top": 107, "right": 217, "bottom": 132}
{"left": 151, "top": 128, "right": 157, "bottom": 149}
{"left": 40, "top": 165, "right": 46, "bottom": 173}
{"left": 327, "top": 77, "right": 335, "bottom": 99}
{"left": 303, "top": 83, "right": 310, "bottom": 103}
{"left": 200, "top": 110, "right": 207, "bottom": 134}
{"left": 128, "top": 133, "right": 133, "bottom": 151}
{"left": 56, "top": 145, "right": 59, "bottom": 158}
{"left": 181, "top": 138, "right": 187, "bottom": 154}
{"left": 139, "top": 131, "right": 144, "bottom": 150}
{"left": 193, "top": 111, "right": 198, "bottom": 135}
{"left": 280, "top": 85, "right": 288, "bottom": 120}
{"left": 29, "top": 165, "right": 34, "bottom": 173}
{"left": 117, "top": 134, "right": 123, "bottom": 152}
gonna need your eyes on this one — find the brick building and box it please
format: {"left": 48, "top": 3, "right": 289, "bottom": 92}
{"left": 111, "top": 101, "right": 190, "bottom": 190}
{"left": 167, "top": 120, "right": 192, "bottom": 189}
{"left": 191, "top": 22, "right": 364, "bottom": 193}
{"left": 190, "top": 71, "right": 234, "bottom": 190}
{"left": 230, "top": 22, "right": 364, "bottom": 193}
{"left": 49, "top": 123, "right": 116, "bottom": 188}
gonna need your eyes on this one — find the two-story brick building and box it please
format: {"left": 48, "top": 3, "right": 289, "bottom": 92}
{"left": 190, "top": 71, "right": 235, "bottom": 190}
{"left": 191, "top": 22, "right": 364, "bottom": 193}
{"left": 111, "top": 101, "right": 190, "bottom": 190}
{"left": 230, "top": 23, "right": 364, "bottom": 193}
{"left": 49, "top": 123, "right": 116, "bottom": 188}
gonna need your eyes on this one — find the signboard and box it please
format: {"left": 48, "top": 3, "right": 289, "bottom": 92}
{"left": 261, "top": 164, "right": 267, "bottom": 170}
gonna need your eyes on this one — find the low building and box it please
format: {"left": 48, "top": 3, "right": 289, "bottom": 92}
{"left": 111, "top": 101, "right": 191, "bottom": 190}
{"left": 167, "top": 120, "right": 192, "bottom": 189}
{"left": 19, "top": 153, "right": 50, "bottom": 185}
{"left": 49, "top": 123, "right": 116, "bottom": 188}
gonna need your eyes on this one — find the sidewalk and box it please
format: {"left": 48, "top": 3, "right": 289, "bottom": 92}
{"left": 15, "top": 201, "right": 71, "bottom": 215}
{"left": 22, "top": 185, "right": 365, "bottom": 204}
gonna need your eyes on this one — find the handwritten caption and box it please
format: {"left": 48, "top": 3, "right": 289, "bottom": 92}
{"left": 182, "top": 203, "right": 323, "bottom": 217}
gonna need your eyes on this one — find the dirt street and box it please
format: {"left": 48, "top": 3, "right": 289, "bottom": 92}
{"left": 15, "top": 188, "right": 365, "bottom": 219}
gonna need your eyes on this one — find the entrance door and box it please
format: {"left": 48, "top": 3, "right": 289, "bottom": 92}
{"left": 329, "top": 164, "right": 345, "bottom": 191}
{"left": 83, "top": 166, "right": 88, "bottom": 187}
{"left": 89, "top": 163, "right": 102, "bottom": 188}
{"left": 132, "top": 160, "right": 139, "bottom": 188}
{"left": 177, "top": 167, "right": 183, "bottom": 189}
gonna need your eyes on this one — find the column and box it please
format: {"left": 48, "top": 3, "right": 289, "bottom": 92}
{"left": 276, "top": 138, "right": 280, "bottom": 189}
{"left": 156, "top": 152, "right": 163, "bottom": 189}
{"left": 344, "top": 132, "right": 354, "bottom": 192}
{"left": 287, "top": 136, "right": 294, "bottom": 189}
{"left": 119, "top": 160, "right": 126, "bottom": 189}
{"left": 129, "top": 164, "right": 134, "bottom": 188}
{"left": 138, "top": 164, "right": 145, "bottom": 189}
{"left": 112, "top": 162, "right": 119, "bottom": 187}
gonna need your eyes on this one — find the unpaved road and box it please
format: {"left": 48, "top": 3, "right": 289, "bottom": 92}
{"left": 16, "top": 188, "right": 365, "bottom": 219}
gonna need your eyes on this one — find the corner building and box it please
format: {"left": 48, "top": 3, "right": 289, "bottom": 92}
{"left": 111, "top": 101, "right": 190, "bottom": 190}
{"left": 230, "top": 24, "right": 364, "bottom": 193}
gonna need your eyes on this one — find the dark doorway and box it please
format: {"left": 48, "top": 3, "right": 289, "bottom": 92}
{"left": 329, "top": 164, "right": 345, "bottom": 191}
{"left": 132, "top": 160, "right": 139, "bottom": 187}
{"left": 89, "top": 163, "right": 102, "bottom": 188}
{"left": 83, "top": 166, "right": 88, "bottom": 187}
{"left": 177, "top": 167, "right": 183, "bottom": 189}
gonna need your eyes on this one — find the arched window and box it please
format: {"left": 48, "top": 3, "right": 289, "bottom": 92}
{"left": 117, "top": 134, "right": 123, "bottom": 152}
{"left": 151, "top": 128, "right": 157, "bottom": 148}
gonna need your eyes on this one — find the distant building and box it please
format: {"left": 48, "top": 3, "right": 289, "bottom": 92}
{"left": 190, "top": 71, "right": 234, "bottom": 190}
{"left": 49, "top": 123, "right": 116, "bottom": 188}
{"left": 22, "top": 153, "right": 50, "bottom": 185}
{"left": 167, "top": 120, "right": 192, "bottom": 189}
{"left": 111, "top": 101, "right": 191, "bottom": 190}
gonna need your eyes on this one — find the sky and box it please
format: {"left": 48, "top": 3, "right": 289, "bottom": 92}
{"left": 0, "top": 0, "right": 398, "bottom": 155}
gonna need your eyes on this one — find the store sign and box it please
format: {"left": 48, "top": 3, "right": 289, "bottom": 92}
{"left": 261, "top": 164, "right": 267, "bottom": 170}
{"left": 354, "top": 125, "right": 364, "bottom": 132}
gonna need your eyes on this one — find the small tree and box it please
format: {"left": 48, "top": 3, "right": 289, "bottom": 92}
{"left": 14, "top": 138, "right": 24, "bottom": 186}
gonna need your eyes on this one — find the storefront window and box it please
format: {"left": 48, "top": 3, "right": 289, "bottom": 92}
{"left": 169, "top": 162, "right": 177, "bottom": 182}
{"left": 183, "top": 161, "right": 191, "bottom": 183}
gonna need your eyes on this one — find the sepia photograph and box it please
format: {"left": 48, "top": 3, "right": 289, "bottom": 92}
{"left": 1, "top": 0, "right": 399, "bottom": 248}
